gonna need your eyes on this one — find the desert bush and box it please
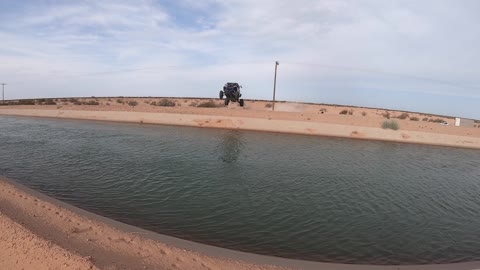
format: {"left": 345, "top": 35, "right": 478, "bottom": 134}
{"left": 265, "top": 103, "right": 272, "bottom": 108}
{"left": 44, "top": 99, "right": 56, "bottom": 105}
{"left": 422, "top": 117, "right": 429, "bottom": 121}
{"left": 189, "top": 101, "right": 199, "bottom": 107}
{"left": 84, "top": 100, "right": 99, "bottom": 105}
{"left": 348, "top": 109, "right": 354, "bottom": 115}
{"left": 410, "top": 117, "right": 419, "bottom": 121}
{"left": 144, "top": 100, "right": 150, "bottom": 104}
{"left": 150, "top": 101, "right": 157, "bottom": 106}
{"left": 382, "top": 111, "right": 391, "bottom": 119}
{"left": 474, "top": 120, "right": 480, "bottom": 124}
{"left": 156, "top": 99, "right": 176, "bottom": 107}
{"left": 116, "top": 99, "right": 124, "bottom": 104}
{"left": 17, "top": 99, "right": 36, "bottom": 105}
{"left": 382, "top": 120, "right": 399, "bottom": 130}
{"left": 339, "top": 109, "right": 348, "bottom": 115}
{"left": 127, "top": 100, "right": 138, "bottom": 106}
{"left": 397, "top": 113, "right": 409, "bottom": 119}
{"left": 197, "top": 100, "right": 219, "bottom": 108}
{"left": 429, "top": 118, "right": 445, "bottom": 123}
{"left": 320, "top": 108, "right": 327, "bottom": 114}
{"left": 362, "top": 111, "right": 367, "bottom": 116}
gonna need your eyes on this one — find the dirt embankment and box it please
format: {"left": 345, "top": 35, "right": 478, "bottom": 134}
{"left": 1, "top": 98, "right": 479, "bottom": 149}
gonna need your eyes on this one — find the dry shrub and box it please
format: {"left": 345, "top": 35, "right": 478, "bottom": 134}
{"left": 382, "top": 120, "right": 399, "bottom": 130}
{"left": 128, "top": 100, "right": 138, "bottom": 106}
{"left": 197, "top": 100, "right": 220, "bottom": 108}
{"left": 156, "top": 99, "right": 176, "bottom": 107}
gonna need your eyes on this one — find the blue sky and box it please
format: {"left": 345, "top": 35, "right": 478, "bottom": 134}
{"left": 0, "top": 0, "right": 479, "bottom": 119}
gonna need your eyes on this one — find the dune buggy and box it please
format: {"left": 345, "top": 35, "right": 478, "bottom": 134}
{"left": 219, "top": 82, "right": 245, "bottom": 107}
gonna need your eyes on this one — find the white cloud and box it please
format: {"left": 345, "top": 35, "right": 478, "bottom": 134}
{"left": 0, "top": 0, "right": 479, "bottom": 118}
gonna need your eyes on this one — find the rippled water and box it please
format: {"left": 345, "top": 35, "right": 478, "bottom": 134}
{"left": 1, "top": 116, "right": 480, "bottom": 265}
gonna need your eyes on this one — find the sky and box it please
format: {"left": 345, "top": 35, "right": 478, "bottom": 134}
{"left": 0, "top": 0, "right": 479, "bottom": 119}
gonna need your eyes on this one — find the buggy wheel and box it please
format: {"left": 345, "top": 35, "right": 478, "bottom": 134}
{"left": 239, "top": 99, "right": 244, "bottom": 107}
{"left": 224, "top": 99, "right": 230, "bottom": 106}
{"left": 219, "top": 91, "right": 224, "bottom": 100}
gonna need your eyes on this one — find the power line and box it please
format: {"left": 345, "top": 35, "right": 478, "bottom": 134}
{"left": 281, "top": 61, "right": 480, "bottom": 90}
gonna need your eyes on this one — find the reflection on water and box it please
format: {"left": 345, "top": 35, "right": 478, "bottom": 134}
{"left": 218, "top": 131, "right": 245, "bottom": 163}
{"left": 1, "top": 116, "right": 480, "bottom": 265}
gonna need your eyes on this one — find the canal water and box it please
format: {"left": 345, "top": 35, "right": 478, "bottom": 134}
{"left": 0, "top": 115, "right": 479, "bottom": 264}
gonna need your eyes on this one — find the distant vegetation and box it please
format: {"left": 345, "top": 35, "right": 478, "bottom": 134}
{"left": 362, "top": 111, "right": 367, "bottom": 116}
{"left": 197, "top": 100, "right": 220, "bottom": 108}
{"left": 265, "top": 103, "right": 272, "bottom": 108}
{"left": 44, "top": 99, "right": 56, "bottom": 105}
{"left": 154, "top": 99, "right": 176, "bottom": 107}
{"left": 429, "top": 118, "right": 445, "bottom": 123}
{"left": 339, "top": 109, "right": 348, "bottom": 115}
{"left": 84, "top": 100, "right": 99, "bottom": 105}
{"left": 17, "top": 99, "right": 36, "bottom": 105}
{"left": 320, "top": 108, "right": 327, "bottom": 114}
{"left": 116, "top": 99, "right": 124, "bottom": 104}
{"left": 397, "top": 113, "right": 409, "bottom": 120}
{"left": 410, "top": 117, "right": 419, "bottom": 121}
{"left": 382, "top": 111, "right": 391, "bottom": 119}
{"left": 382, "top": 120, "right": 399, "bottom": 130}
{"left": 127, "top": 100, "right": 138, "bottom": 106}
{"left": 422, "top": 117, "right": 429, "bottom": 121}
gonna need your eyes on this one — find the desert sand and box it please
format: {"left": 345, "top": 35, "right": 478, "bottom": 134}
{"left": 0, "top": 97, "right": 479, "bottom": 149}
{"left": 3, "top": 177, "right": 480, "bottom": 270}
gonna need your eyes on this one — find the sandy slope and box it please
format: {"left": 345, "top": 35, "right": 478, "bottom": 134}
{"left": 0, "top": 98, "right": 479, "bottom": 149}
{"left": 0, "top": 213, "right": 97, "bottom": 270}
{"left": 2, "top": 179, "right": 480, "bottom": 270}
{"left": 0, "top": 178, "right": 287, "bottom": 270}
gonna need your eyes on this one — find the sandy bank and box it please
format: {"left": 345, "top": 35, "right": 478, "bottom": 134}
{"left": 0, "top": 107, "right": 479, "bottom": 150}
{"left": 2, "top": 177, "right": 480, "bottom": 270}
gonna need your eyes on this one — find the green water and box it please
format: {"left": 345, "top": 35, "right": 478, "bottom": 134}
{"left": 0, "top": 115, "right": 479, "bottom": 264}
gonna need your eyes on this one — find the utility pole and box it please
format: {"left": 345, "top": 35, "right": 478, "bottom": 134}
{"left": 272, "top": 61, "right": 279, "bottom": 111}
{"left": 1, "top": 83, "right": 6, "bottom": 105}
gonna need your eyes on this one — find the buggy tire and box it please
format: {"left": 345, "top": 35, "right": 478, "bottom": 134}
{"left": 224, "top": 99, "right": 229, "bottom": 106}
{"left": 239, "top": 99, "right": 244, "bottom": 107}
{"left": 219, "top": 91, "right": 224, "bottom": 100}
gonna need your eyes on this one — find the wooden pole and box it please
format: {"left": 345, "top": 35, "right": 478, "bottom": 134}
{"left": 272, "top": 61, "right": 279, "bottom": 111}
{"left": 1, "top": 83, "right": 6, "bottom": 105}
